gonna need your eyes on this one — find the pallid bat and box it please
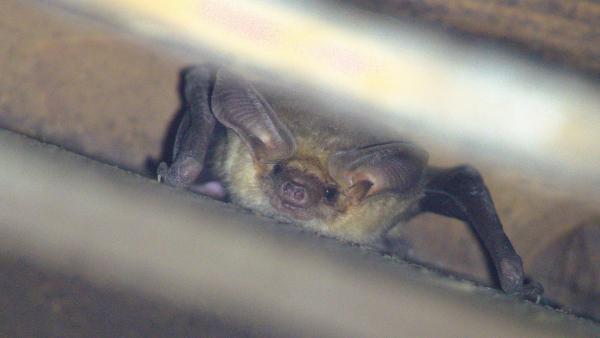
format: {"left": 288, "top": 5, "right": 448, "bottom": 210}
{"left": 157, "top": 65, "right": 542, "bottom": 298}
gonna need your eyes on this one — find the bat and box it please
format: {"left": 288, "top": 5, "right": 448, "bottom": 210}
{"left": 157, "top": 64, "right": 543, "bottom": 298}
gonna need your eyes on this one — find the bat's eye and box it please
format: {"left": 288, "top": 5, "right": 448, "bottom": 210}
{"left": 272, "top": 163, "right": 283, "bottom": 175}
{"left": 323, "top": 186, "right": 339, "bottom": 204}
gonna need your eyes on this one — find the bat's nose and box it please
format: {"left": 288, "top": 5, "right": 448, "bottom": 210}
{"left": 280, "top": 181, "right": 308, "bottom": 207}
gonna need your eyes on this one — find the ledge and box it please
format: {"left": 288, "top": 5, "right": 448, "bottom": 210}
{"left": 0, "top": 129, "right": 597, "bottom": 336}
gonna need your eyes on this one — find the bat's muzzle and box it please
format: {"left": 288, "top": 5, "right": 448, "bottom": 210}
{"left": 280, "top": 181, "right": 308, "bottom": 207}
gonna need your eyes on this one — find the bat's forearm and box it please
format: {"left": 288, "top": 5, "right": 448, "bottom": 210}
{"left": 158, "top": 66, "right": 217, "bottom": 187}
{"left": 419, "top": 165, "right": 542, "bottom": 297}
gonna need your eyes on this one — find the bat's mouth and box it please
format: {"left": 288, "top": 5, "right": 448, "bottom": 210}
{"left": 270, "top": 196, "right": 315, "bottom": 221}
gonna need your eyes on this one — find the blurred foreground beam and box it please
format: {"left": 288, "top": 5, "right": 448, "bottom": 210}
{"left": 336, "top": 0, "right": 600, "bottom": 76}
{"left": 47, "top": 0, "right": 600, "bottom": 182}
{"left": 0, "top": 131, "right": 598, "bottom": 336}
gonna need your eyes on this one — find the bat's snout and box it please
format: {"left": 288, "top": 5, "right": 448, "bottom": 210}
{"left": 269, "top": 166, "right": 327, "bottom": 220}
{"left": 279, "top": 181, "right": 309, "bottom": 207}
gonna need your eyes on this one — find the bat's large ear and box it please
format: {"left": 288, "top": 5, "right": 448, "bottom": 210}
{"left": 328, "top": 142, "right": 428, "bottom": 201}
{"left": 211, "top": 70, "right": 297, "bottom": 163}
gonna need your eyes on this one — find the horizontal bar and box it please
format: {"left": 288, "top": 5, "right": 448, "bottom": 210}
{"left": 0, "top": 131, "right": 598, "bottom": 336}
{"left": 46, "top": 0, "right": 600, "bottom": 183}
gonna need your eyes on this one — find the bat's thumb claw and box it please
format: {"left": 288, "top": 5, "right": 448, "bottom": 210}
{"left": 157, "top": 162, "right": 169, "bottom": 183}
{"left": 520, "top": 277, "right": 544, "bottom": 302}
{"left": 156, "top": 158, "right": 202, "bottom": 188}
{"left": 497, "top": 258, "right": 544, "bottom": 301}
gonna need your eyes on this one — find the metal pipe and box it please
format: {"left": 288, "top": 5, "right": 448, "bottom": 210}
{"left": 0, "top": 130, "right": 597, "bottom": 336}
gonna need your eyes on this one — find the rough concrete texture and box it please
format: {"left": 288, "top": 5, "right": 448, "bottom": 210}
{"left": 0, "top": 0, "right": 598, "bottom": 332}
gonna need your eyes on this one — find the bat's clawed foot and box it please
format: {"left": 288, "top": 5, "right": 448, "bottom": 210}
{"left": 157, "top": 162, "right": 168, "bottom": 182}
{"left": 517, "top": 278, "right": 544, "bottom": 303}
{"left": 497, "top": 257, "right": 544, "bottom": 302}
{"left": 157, "top": 157, "right": 203, "bottom": 188}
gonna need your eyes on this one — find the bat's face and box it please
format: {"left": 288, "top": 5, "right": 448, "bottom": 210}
{"left": 221, "top": 131, "right": 427, "bottom": 243}
{"left": 212, "top": 70, "right": 428, "bottom": 242}
{"left": 264, "top": 159, "right": 341, "bottom": 221}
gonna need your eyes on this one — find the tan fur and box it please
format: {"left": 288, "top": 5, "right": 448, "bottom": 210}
{"left": 210, "top": 89, "right": 423, "bottom": 244}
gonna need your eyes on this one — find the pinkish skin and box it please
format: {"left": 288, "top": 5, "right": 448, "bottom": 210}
{"left": 189, "top": 180, "right": 227, "bottom": 200}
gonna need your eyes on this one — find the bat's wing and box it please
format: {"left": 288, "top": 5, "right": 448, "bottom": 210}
{"left": 158, "top": 65, "right": 217, "bottom": 187}
{"left": 420, "top": 165, "right": 543, "bottom": 299}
